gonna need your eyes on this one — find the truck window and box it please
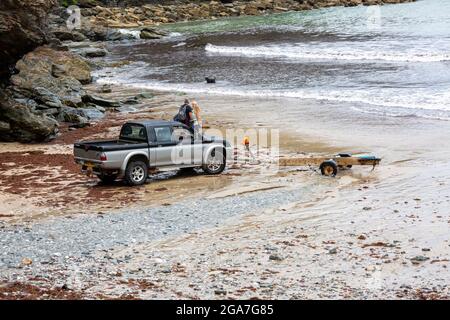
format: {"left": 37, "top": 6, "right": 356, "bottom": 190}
{"left": 120, "top": 124, "right": 147, "bottom": 141}
{"left": 172, "top": 128, "right": 192, "bottom": 144}
{"left": 154, "top": 127, "right": 172, "bottom": 143}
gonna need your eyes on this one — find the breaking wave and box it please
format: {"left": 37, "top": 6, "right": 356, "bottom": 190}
{"left": 205, "top": 43, "right": 450, "bottom": 63}
{"left": 97, "top": 74, "right": 450, "bottom": 119}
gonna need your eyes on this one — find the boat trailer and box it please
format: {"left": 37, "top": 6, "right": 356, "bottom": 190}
{"left": 279, "top": 153, "right": 381, "bottom": 177}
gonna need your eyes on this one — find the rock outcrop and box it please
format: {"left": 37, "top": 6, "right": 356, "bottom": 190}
{"left": 10, "top": 46, "right": 92, "bottom": 107}
{"left": 0, "top": 0, "right": 63, "bottom": 142}
{"left": 1, "top": 45, "right": 102, "bottom": 141}
{"left": 0, "top": 91, "right": 59, "bottom": 142}
{"left": 49, "top": 9, "right": 139, "bottom": 42}
{"left": 0, "top": 0, "right": 110, "bottom": 142}
{"left": 80, "top": 0, "right": 416, "bottom": 28}
{"left": 0, "top": 0, "right": 58, "bottom": 82}
{"left": 140, "top": 27, "right": 169, "bottom": 39}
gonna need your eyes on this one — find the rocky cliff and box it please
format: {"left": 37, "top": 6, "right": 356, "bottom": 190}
{"left": 1, "top": 0, "right": 142, "bottom": 142}
{"left": 0, "top": 0, "right": 58, "bottom": 83}
{"left": 0, "top": 0, "right": 63, "bottom": 142}
{"left": 0, "top": 0, "right": 100, "bottom": 142}
{"left": 80, "top": 0, "right": 416, "bottom": 28}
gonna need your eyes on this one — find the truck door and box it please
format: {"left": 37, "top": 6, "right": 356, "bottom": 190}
{"left": 147, "top": 126, "right": 157, "bottom": 167}
{"left": 153, "top": 126, "right": 176, "bottom": 166}
{"left": 171, "top": 127, "right": 201, "bottom": 165}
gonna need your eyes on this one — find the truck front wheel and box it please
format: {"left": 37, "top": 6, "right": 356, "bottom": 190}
{"left": 125, "top": 160, "right": 148, "bottom": 186}
{"left": 203, "top": 148, "right": 226, "bottom": 175}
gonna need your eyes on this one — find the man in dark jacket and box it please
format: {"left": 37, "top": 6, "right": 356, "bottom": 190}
{"left": 174, "top": 99, "right": 194, "bottom": 130}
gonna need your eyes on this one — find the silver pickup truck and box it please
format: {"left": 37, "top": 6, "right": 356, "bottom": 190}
{"left": 74, "top": 120, "right": 232, "bottom": 186}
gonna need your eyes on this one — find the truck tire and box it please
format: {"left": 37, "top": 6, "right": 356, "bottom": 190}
{"left": 203, "top": 148, "right": 225, "bottom": 175}
{"left": 125, "top": 160, "right": 148, "bottom": 186}
{"left": 98, "top": 173, "right": 118, "bottom": 185}
{"left": 320, "top": 160, "right": 338, "bottom": 177}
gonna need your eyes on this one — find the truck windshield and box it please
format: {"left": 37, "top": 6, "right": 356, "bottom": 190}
{"left": 120, "top": 124, "right": 147, "bottom": 142}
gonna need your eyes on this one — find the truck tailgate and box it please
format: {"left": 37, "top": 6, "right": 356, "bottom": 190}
{"left": 74, "top": 140, "right": 149, "bottom": 161}
{"left": 74, "top": 145, "right": 101, "bottom": 161}
{"left": 73, "top": 140, "right": 116, "bottom": 161}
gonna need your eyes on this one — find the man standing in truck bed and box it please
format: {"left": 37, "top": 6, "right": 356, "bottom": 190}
{"left": 174, "top": 99, "right": 195, "bottom": 130}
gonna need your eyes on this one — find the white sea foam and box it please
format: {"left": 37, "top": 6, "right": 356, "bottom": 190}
{"left": 117, "top": 28, "right": 141, "bottom": 39}
{"left": 116, "top": 29, "right": 182, "bottom": 40}
{"left": 172, "top": 42, "right": 187, "bottom": 48}
{"left": 97, "top": 75, "right": 450, "bottom": 117}
{"left": 168, "top": 32, "right": 183, "bottom": 37}
{"left": 205, "top": 43, "right": 450, "bottom": 63}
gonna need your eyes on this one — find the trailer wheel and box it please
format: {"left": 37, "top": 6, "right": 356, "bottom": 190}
{"left": 320, "top": 160, "right": 338, "bottom": 177}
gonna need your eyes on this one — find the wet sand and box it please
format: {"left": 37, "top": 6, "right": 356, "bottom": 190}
{"left": 1, "top": 85, "right": 450, "bottom": 299}
{"left": 0, "top": 92, "right": 233, "bottom": 223}
{"left": 103, "top": 89, "right": 450, "bottom": 298}
{"left": 153, "top": 93, "right": 450, "bottom": 299}
{"left": 0, "top": 87, "right": 297, "bottom": 223}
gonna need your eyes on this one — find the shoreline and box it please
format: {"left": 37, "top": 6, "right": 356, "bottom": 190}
{"left": 79, "top": 0, "right": 417, "bottom": 29}
{"left": 2, "top": 84, "right": 450, "bottom": 299}
{"left": 0, "top": 85, "right": 326, "bottom": 224}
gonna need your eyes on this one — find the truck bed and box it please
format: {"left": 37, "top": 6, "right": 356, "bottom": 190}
{"left": 74, "top": 139, "right": 149, "bottom": 163}
{"left": 74, "top": 140, "right": 149, "bottom": 152}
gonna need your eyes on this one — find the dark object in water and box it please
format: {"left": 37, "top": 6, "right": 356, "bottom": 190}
{"left": 205, "top": 77, "right": 216, "bottom": 84}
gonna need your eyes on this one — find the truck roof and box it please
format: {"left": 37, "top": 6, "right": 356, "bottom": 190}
{"left": 126, "top": 119, "right": 185, "bottom": 127}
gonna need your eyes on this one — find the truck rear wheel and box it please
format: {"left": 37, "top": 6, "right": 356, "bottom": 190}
{"left": 320, "top": 160, "right": 338, "bottom": 177}
{"left": 203, "top": 148, "right": 225, "bottom": 175}
{"left": 125, "top": 160, "right": 148, "bottom": 186}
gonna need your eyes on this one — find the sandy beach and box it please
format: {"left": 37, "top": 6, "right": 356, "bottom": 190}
{"left": 1, "top": 83, "right": 450, "bottom": 299}
{"left": 1, "top": 0, "right": 450, "bottom": 300}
